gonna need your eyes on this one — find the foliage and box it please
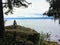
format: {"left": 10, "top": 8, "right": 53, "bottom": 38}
{"left": 3, "top": 0, "right": 32, "bottom": 15}
{"left": 39, "top": 32, "right": 51, "bottom": 45}
{"left": 43, "top": 0, "right": 60, "bottom": 21}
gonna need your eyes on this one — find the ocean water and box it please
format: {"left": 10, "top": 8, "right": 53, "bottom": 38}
{"left": 5, "top": 15, "right": 60, "bottom": 44}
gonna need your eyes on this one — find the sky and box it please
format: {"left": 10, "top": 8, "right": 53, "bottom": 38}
{"left": 3, "top": 0, "right": 50, "bottom": 17}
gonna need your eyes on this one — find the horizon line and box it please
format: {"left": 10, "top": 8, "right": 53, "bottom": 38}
{"left": 4, "top": 17, "right": 54, "bottom": 20}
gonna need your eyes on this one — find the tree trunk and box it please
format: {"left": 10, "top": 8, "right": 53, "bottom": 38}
{"left": 0, "top": 0, "right": 5, "bottom": 38}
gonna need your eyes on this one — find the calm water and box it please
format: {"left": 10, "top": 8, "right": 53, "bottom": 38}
{"left": 5, "top": 15, "right": 60, "bottom": 44}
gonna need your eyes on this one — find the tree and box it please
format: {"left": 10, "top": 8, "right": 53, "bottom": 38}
{"left": 0, "top": 0, "right": 4, "bottom": 38}
{"left": 46, "top": 0, "right": 60, "bottom": 10}
{"left": 0, "top": 0, "right": 31, "bottom": 38}
{"left": 44, "top": 0, "right": 60, "bottom": 19}
{"left": 46, "top": 0, "right": 60, "bottom": 16}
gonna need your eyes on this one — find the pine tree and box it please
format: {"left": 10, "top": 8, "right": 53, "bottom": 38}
{"left": 0, "top": 0, "right": 5, "bottom": 38}
{"left": 44, "top": 0, "right": 60, "bottom": 18}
